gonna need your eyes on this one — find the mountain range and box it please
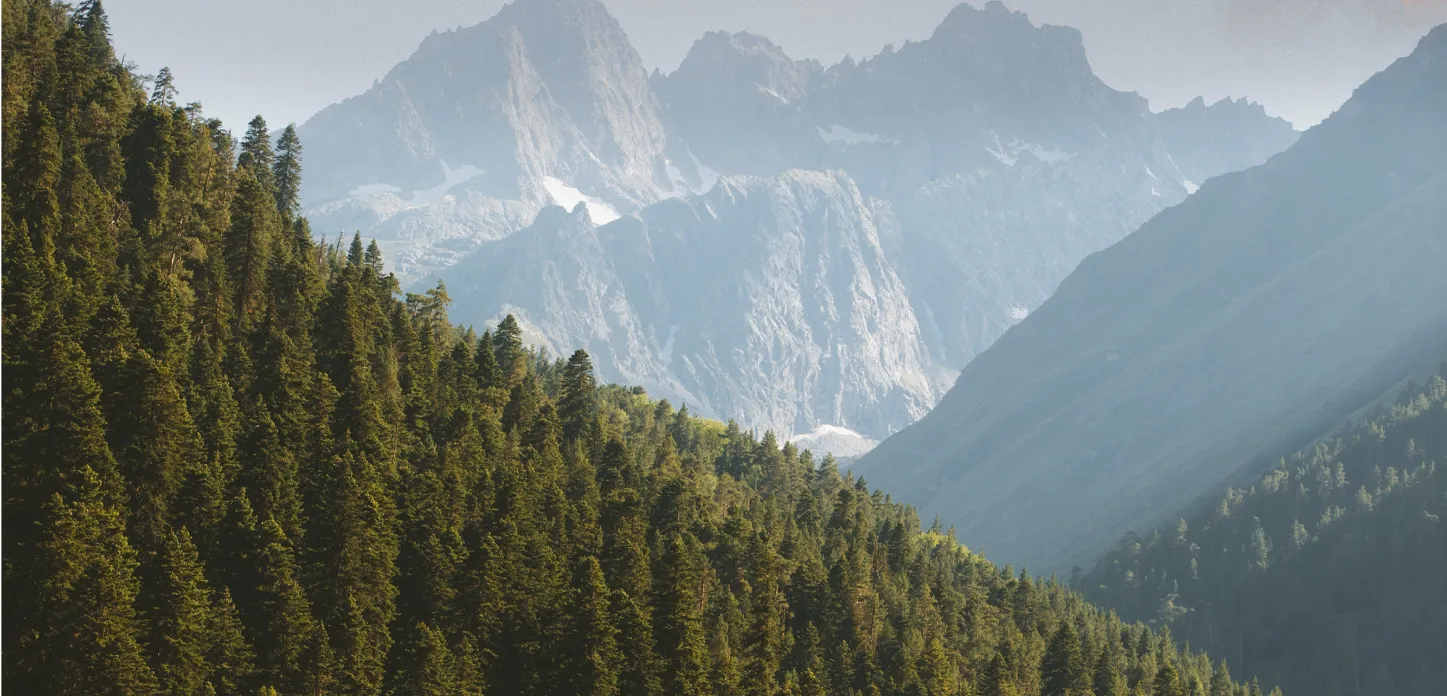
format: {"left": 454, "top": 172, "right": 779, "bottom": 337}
{"left": 296, "top": 0, "right": 1298, "bottom": 444}
{"left": 855, "top": 23, "right": 1447, "bottom": 571}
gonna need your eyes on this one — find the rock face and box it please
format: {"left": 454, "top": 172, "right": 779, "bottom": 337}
{"left": 298, "top": 0, "right": 679, "bottom": 281}
{"left": 299, "top": 0, "right": 1299, "bottom": 445}
{"left": 855, "top": 25, "right": 1447, "bottom": 571}
{"left": 441, "top": 170, "right": 945, "bottom": 438}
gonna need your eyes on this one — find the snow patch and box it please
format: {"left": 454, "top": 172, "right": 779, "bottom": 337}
{"left": 1150, "top": 186, "right": 1161, "bottom": 198}
{"left": 542, "top": 176, "right": 621, "bottom": 225}
{"left": 663, "top": 158, "right": 688, "bottom": 197}
{"left": 986, "top": 132, "right": 1073, "bottom": 168}
{"left": 659, "top": 324, "right": 679, "bottom": 364}
{"left": 687, "top": 147, "right": 720, "bottom": 194}
{"left": 1018, "top": 142, "right": 1071, "bottom": 164}
{"left": 818, "top": 124, "right": 898, "bottom": 146}
{"left": 986, "top": 144, "right": 1017, "bottom": 167}
{"left": 411, "top": 161, "right": 483, "bottom": 206}
{"left": 1144, "top": 166, "right": 1158, "bottom": 180}
{"left": 788, "top": 425, "right": 879, "bottom": 459}
{"left": 757, "top": 85, "right": 788, "bottom": 104}
{"left": 1009, "top": 305, "right": 1029, "bottom": 321}
{"left": 1183, "top": 180, "right": 1199, "bottom": 194}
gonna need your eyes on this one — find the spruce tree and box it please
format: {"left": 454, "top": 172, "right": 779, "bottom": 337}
{"left": 393, "top": 622, "right": 458, "bottom": 696}
{"left": 1094, "top": 645, "right": 1128, "bottom": 696}
{"left": 236, "top": 115, "right": 274, "bottom": 189}
{"left": 149, "top": 528, "right": 218, "bottom": 696}
{"left": 562, "top": 556, "right": 622, "bottom": 696}
{"left": 559, "top": 348, "right": 597, "bottom": 443}
{"left": 1042, "top": 622, "right": 1091, "bottom": 696}
{"left": 656, "top": 534, "right": 712, "bottom": 696}
{"left": 272, "top": 123, "right": 301, "bottom": 219}
{"left": 252, "top": 518, "right": 320, "bottom": 694}
{"left": 1153, "top": 661, "right": 1184, "bottom": 696}
{"left": 207, "top": 587, "right": 257, "bottom": 696}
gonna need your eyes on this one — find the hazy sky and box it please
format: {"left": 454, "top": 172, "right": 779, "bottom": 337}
{"left": 108, "top": 0, "right": 1446, "bottom": 133}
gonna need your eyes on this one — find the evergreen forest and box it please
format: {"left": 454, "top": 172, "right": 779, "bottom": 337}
{"left": 1081, "top": 370, "right": 1447, "bottom": 696}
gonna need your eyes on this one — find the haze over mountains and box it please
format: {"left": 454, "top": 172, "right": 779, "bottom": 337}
{"left": 856, "top": 24, "right": 1447, "bottom": 571}
{"left": 297, "top": 0, "right": 1298, "bottom": 443}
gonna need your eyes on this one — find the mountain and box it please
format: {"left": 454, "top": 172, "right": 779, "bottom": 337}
{"left": 855, "top": 24, "right": 1447, "bottom": 571}
{"left": 438, "top": 170, "right": 945, "bottom": 439}
{"left": 1081, "top": 368, "right": 1447, "bottom": 696}
{"left": 300, "top": 0, "right": 1298, "bottom": 445}
{"left": 652, "top": 30, "right": 824, "bottom": 177}
{"left": 297, "top": 0, "right": 683, "bottom": 281}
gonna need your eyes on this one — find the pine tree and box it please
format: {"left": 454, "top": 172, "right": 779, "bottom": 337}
{"left": 1094, "top": 644, "right": 1128, "bottom": 696}
{"left": 237, "top": 115, "right": 274, "bottom": 187}
{"left": 562, "top": 556, "right": 622, "bottom": 696}
{"left": 236, "top": 395, "right": 301, "bottom": 541}
{"left": 314, "top": 451, "right": 399, "bottom": 696}
{"left": 22, "top": 466, "right": 159, "bottom": 694}
{"left": 795, "top": 623, "right": 828, "bottom": 696}
{"left": 272, "top": 124, "right": 301, "bottom": 219}
{"left": 920, "top": 637, "right": 961, "bottom": 696}
{"left": 559, "top": 348, "right": 597, "bottom": 443}
{"left": 1208, "top": 661, "right": 1233, "bottom": 696}
{"left": 656, "top": 534, "right": 712, "bottom": 696}
{"left": 207, "top": 587, "right": 257, "bottom": 696}
{"left": 224, "top": 165, "right": 280, "bottom": 326}
{"left": 149, "top": 528, "right": 217, "bottom": 696}
{"left": 393, "top": 622, "right": 458, "bottom": 696}
{"left": 981, "top": 653, "right": 1020, "bottom": 696}
{"left": 1153, "top": 660, "right": 1184, "bottom": 696}
{"left": 494, "top": 314, "right": 525, "bottom": 384}
{"left": 252, "top": 518, "right": 320, "bottom": 694}
{"left": 743, "top": 532, "right": 789, "bottom": 696}
{"left": 613, "top": 588, "right": 663, "bottom": 696}
{"left": 1042, "top": 622, "right": 1091, "bottom": 696}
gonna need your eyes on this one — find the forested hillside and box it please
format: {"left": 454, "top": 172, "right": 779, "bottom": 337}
{"left": 1, "top": 2, "right": 1264, "bottom": 695}
{"left": 1081, "top": 368, "right": 1447, "bottom": 696}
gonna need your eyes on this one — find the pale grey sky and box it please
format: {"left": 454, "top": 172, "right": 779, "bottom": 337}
{"left": 108, "top": 0, "right": 1446, "bottom": 134}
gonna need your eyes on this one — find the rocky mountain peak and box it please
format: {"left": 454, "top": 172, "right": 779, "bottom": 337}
{"left": 297, "top": 0, "right": 1306, "bottom": 453}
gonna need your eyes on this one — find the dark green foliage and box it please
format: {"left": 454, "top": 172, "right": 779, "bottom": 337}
{"left": 2, "top": 6, "right": 1262, "bottom": 696}
{"left": 148, "top": 528, "right": 218, "bottom": 695}
{"left": 1083, "top": 369, "right": 1447, "bottom": 695}
{"left": 560, "top": 556, "right": 622, "bottom": 696}
{"left": 272, "top": 123, "right": 301, "bottom": 219}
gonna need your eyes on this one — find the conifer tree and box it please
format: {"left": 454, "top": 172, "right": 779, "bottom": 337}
{"left": 1208, "top": 661, "right": 1233, "bottom": 696}
{"left": 223, "top": 166, "right": 280, "bottom": 326}
{"left": 656, "top": 534, "right": 712, "bottom": 696}
{"left": 613, "top": 588, "right": 663, "bottom": 696}
{"left": 920, "top": 637, "right": 961, "bottom": 696}
{"left": 559, "top": 348, "right": 598, "bottom": 443}
{"left": 562, "top": 556, "right": 622, "bottom": 696}
{"left": 272, "top": 123, "right": 302, "bottom": 219}
{"left": 743, "top": 532, "right": 790, "bottom": 696}
{"left": 393, "top": 622, "right": 459, "bottom": 696}
{"left": 236, "top": 395, "right": 301, "bottom": 541}
{"left": 237, "top": 115, "right": 274, "bottom": 188}
{"left": 1042, "top": 622, "right": 1091, "bottom": 696}
{"left": 981, "top": 653, "right": 1020, "bottom": 696}
{"left": 1094, "top": 644, "right": 1128, "bottom": 696}
{"left": 207, "top": 587, "right": 257, "bottom": 696}
{"left": 1153, "top": 661, "right": 1185, "bottom": 696}
{"left": 149, "top": 528, "right": 218, "bottom": 696}
{"left": 252, "top": 518, "right": 321, "bottom": 694}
